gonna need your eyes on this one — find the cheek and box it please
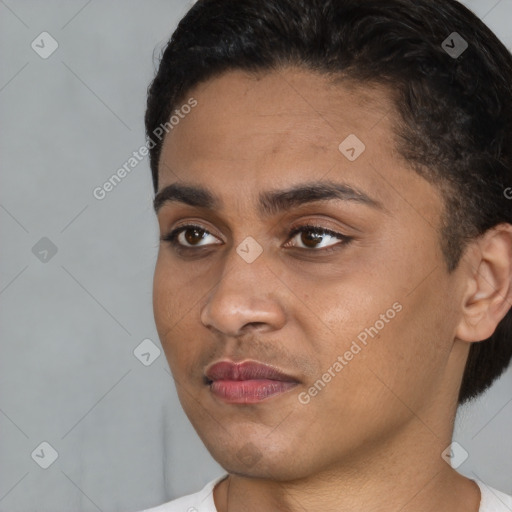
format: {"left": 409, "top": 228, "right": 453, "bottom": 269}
{"left": 153, "top": 254, "right": 210, "bottom": 378}
{"left": 153, "top": 257, "right": 187, "bottom": 362}
{"left": 350, "top": 276, "right": 455, "bottom": 409}
{"left": 295, "top": 267, "right": 396, "bottom": 355}
{"left": 298, "top": 242, "right": 449, "bottom": 403}
{"left": 152, "top": 253, "right": 196, "bottom": 331}
{"left": 152, "top": 258, "right": 174, "bottom": 335}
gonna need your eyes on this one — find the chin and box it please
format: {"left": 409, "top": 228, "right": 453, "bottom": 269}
{"left": 202, "top": 432, "right": 321, "bottom": 482}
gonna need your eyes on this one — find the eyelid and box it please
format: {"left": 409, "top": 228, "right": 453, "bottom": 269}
{"left": 287, "top": 222, "right": 346, "bottom": 240}
{"left": 161, "top": 221, "right": 352, "bottom": 252}
{"left": 160, "top": 223, "right": 222, "bottom": 246}
{"left": 284, "top": 223, "right": 352, "bottom": 250}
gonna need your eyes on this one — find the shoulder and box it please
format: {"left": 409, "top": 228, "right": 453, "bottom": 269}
{"left": 139, "top": 474, "right": 228, "bottom": 512}
{"left": 477, "top": 480, "right": 512, "bottom": 512}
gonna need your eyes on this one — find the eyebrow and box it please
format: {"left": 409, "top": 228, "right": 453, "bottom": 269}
{"left": 153, "top": 180, "right": 384, "bottom": 215}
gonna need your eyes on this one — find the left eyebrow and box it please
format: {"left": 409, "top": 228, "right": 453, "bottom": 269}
{"left": 257, "top": 181, "right": 384, "bottom": 216}
{"left": 153, "top": 180, "right": 384, "bottom": 215}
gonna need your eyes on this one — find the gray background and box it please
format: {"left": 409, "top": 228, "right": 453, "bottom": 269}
{"left": 0, "top": 1, "right": 511, "bottom": 511}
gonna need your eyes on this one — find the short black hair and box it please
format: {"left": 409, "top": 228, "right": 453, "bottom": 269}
{"left": 145, "top": 0, "right": 512, "bottom": 405}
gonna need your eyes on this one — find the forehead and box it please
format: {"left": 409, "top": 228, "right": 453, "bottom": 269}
{"left": 162, "top": 68, "right": 392, "bottom": 165}
{"left": 157, "top": 68, "right": 441, "bottom": 225}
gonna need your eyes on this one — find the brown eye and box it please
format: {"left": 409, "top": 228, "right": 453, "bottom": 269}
{"left": 299, "top": 230, "right": 325, "bottom": 248}
{"left": 286, "top": 225, "right": 350, "bottom": 250}
{"left": 184, "top": 227, "right": 207, "bottom": 245}
{"left": 161, "top": 224, "right": 222, "bottom": 248}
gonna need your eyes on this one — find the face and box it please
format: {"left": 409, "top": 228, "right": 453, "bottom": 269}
{"left": 153, "top": 68, "right": 467, "bottom": 480}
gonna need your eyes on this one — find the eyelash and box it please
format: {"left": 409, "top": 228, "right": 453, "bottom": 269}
{"left": 160, "top": 223, "right": 353, "bottom": 254}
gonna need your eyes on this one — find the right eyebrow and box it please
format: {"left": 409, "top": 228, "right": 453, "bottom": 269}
{"left": 153, "top": 183, "right": 219, "bottom": 213}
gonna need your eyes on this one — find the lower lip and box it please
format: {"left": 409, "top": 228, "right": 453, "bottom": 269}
{"left": 209, "top": 379, "right": 298, "bottom": 403}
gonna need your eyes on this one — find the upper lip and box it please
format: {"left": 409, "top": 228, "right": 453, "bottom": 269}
{"left": 204, "top": 360, "right": 299, "bottom": 383}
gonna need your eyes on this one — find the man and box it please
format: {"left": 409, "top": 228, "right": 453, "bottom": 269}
{"left": 142, "top": 0, "right": 512, "bottom": 510}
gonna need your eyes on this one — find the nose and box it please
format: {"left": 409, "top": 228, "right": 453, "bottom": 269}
{"left": 200, "top": 249, "right": 287, "bottom": 337}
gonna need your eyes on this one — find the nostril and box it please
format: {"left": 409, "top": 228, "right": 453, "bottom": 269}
{"left": 242, "top": 321, "right": 267, "bottom": 331}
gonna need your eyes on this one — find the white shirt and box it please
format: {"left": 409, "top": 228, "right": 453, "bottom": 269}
{"left": 141, "top": 474, "right": 512, "bottom": 512}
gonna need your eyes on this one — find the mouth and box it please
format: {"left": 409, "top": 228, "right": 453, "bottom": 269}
{"left": 204, "top": 360, "right": 300, "bottom": 404}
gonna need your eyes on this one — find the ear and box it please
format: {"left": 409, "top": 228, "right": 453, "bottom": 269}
{"left": 455, "top": 223, "right": 512, "bottom": 343}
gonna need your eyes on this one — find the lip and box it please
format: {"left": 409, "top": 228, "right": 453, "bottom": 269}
{"left": 205, "top": 360, "right": 298, "bottom": 382}
{"left": 204, "top": 360, "right": 299, "bottom": 404}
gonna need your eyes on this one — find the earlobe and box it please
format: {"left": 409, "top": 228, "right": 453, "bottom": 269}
{"left": 455, "top": 223, "right": 512, "bottom": 343}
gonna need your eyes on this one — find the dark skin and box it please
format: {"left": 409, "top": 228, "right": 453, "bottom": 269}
{"left": 152, "top": 68, "right": 512, "bottom": 512}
